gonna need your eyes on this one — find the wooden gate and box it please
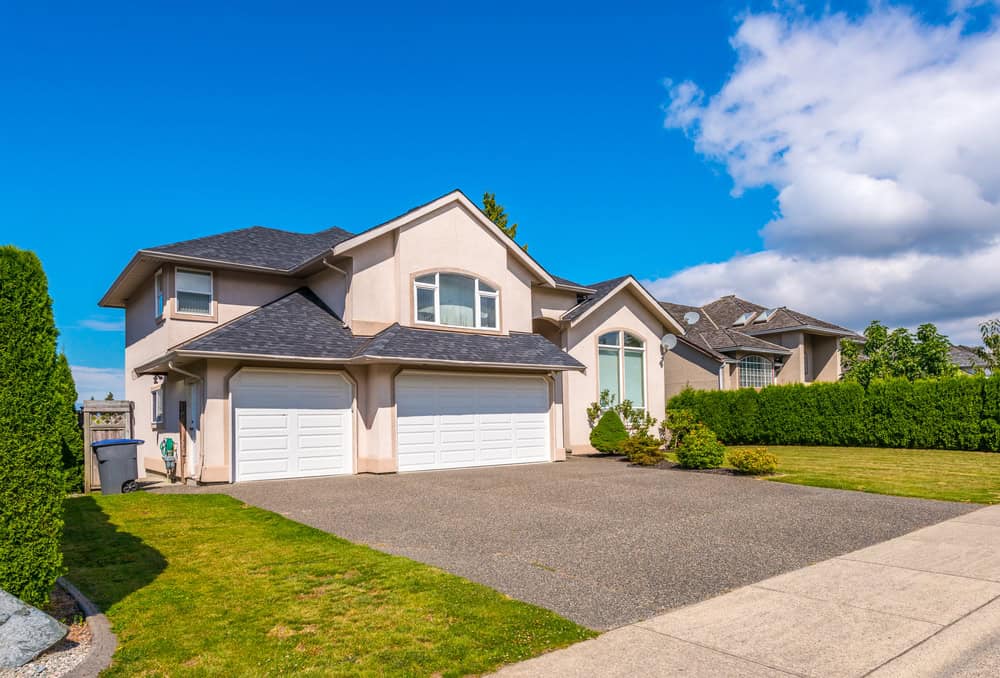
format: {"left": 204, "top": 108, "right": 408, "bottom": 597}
{"left": 82, "top": 400, "right": 134, "bottom": 493}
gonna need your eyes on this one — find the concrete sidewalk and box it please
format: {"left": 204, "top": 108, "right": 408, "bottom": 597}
{"left": 495, "top": 504, "right": 1000, "bottom": 677}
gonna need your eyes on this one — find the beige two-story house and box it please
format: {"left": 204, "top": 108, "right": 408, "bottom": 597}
{"left": 100, "top": 190, "right": 685, "bottom": 483}
{"left": 659, "top": 296, "right": 861, "bottom": 398}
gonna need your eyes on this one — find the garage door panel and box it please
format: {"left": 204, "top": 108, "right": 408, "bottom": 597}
{"left": 233, "top": 371, "right": 353, "bottom": 482}
{"left": 396, "top": 374, "right": 550, "bottom": 472}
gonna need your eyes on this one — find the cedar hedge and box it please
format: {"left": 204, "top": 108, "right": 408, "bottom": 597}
{"left": 669, "top": 375, "right": 1000, "bottom": 452}
{"left": 0, "top": 246, "right": 66, "bottom": 606}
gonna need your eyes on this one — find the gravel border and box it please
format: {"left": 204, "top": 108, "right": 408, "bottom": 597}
{"left": 58, "top": 578, "right": 116, "bottom": 678}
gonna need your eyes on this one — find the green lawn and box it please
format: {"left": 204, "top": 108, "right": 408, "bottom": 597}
{"left": 62, "top": 493, "right": 594, "bottom": 677}
{"left": 734, "top": 446, "right": 1000, "bottom": 504}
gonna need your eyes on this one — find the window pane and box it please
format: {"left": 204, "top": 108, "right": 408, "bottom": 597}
{"left": 739, "top": 355, "right": 772, "bottom": 388}
{"left": 479, "top": 281, "right": 496, "bottom": 293}
{"left": 177, "top": 291, "right": 211, "bottom": 315}
{"left": 623, "top": 333, "right": 643, "bottom": 348}
{"left": 598, "top": 331, "right": 620, "bottom": 346}
{"left": 479, "top": 294, "right": 497, "bottom": 329}
{"left": 416, "top": 286, "right": 435, "bottom": 322}
{"left": 416, "top": 273, "right": 436, "bottom": 285}
{"left": 623, "top": 350, "right": 644, "bottom": 407}
{"left": 176, "top": 270, "right": 212, "bottom": 294}
{"left": 598, "top": 347, "right": 621, "bottom": 405}
{"left": 438, "top": 273, "right": 475, "bottom": 327}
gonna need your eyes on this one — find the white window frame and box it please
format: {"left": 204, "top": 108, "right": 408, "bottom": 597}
{"left": 739, "top": 355, "right": 773, "bottom": 388}
{"left": 597, "top": 330, "right": 647, "bottom": 409}
{"left": 174, "top": 267, "right": 214, "bottom": 316}
{"left": 413, "top": 272, "right": 500, "bottom": 330}
{"left": 153, "top": 269, "right": 165, "bottom": 319}
{"left": 151, "top": 386, "right": 164, "bottom": 425}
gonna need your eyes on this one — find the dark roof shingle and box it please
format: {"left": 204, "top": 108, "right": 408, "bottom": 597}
{"left": 560, "top": 276, "right": 630, "bottom": 322}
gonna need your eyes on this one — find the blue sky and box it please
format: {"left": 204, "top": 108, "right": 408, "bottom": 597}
{"left": 2, "top": 0, "right": 997, "bottom": 398}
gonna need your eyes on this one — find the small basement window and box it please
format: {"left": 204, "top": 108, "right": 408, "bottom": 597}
{"left": 175, "top": 269, "right": 213, "bottom": 315}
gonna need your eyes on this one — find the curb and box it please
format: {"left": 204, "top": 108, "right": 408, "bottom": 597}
{"left": 57, "top": 577, "right": 117, "bottom": 678}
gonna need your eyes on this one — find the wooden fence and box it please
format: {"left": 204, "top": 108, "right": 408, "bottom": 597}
{"left": 82, "top": 400, "right": 134, "bottom": 493}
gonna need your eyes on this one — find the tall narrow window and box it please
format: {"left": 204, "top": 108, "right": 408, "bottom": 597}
{"left": 597, "top": 331, "right": 645, "bottom": 407}
{"left": 739, "top": 355, "right": 773, "bottom": 388}
{"left": 151, "top": 387, "right": 164, "bottom": 424}
{"left": 413, "top": 272, "right": 499, "bottom": 330}
{"left": 175, "top": 269, "right": 213, "bottom": 315}
{"left": 154, "top": 270, "right": 164, "bottom": 318}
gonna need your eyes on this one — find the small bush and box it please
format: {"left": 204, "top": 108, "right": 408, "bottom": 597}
{"left": 590, "top": 409, "right": 628, "bottom": 453}
{"left": 676, "top": 424, "right": 726, "bottom": 469}
{"left": 622, "top": 433, "right": 664, "bottom": 466}
{"left": 728, "top": 447, "right": 778, "bottom": 475}
{"left": 663, "top": 409, "right": 698, "bottom": 449}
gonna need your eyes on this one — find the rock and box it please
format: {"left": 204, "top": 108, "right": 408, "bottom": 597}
{"left": 0, "top": 589, "right": 68, "bottom": 668}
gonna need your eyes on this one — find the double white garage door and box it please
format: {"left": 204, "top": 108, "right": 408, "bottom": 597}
{"left": 232, "top": 370, "right": 550, "bottom": 481}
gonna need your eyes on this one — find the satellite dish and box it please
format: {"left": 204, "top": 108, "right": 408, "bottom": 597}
{"left": 683, "top": 311, "right": 700, "bottom": 325}
{"left": 660, "top": 333, "right": 678, "bottom": 351}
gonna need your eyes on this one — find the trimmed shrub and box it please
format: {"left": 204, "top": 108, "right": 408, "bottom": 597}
{"left": 0, "top": 246, "right": 65, "bottom": 607}
{"left": 590, "top": 409, "right": 628, "bottom": 453}
{"left": 53, "top": 353, "right": 84, "bottom": 493}
{"left": 669, "top": 376, "right": 997, "bottom": 452}
{"left": 676, "top": 424, "right": 726, "bottom": 469}
{"left": 622, "top": 433, "right": 664, "bottom": 466}
{"left": 728, "top": 447, "right": 778, "bottom": 475}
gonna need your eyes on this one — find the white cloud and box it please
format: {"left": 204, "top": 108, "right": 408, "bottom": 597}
{"left": 79, "top": 318, "right": 125, "bottom": 332}
{"left": 70, "top": 365, "right": 125, "bottom": 403}
{"left": 656, "top": 5, "right": 1000, "bottom": 342}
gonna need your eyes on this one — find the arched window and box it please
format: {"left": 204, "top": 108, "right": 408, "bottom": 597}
{"left": 414, "top": 272, "right": 499, "bottom": 330}
{"left": 739, "top": 355, "right": 773, "bottom": 388}
{"left": 597, "top": 331, "right": 645, "bottom": 408}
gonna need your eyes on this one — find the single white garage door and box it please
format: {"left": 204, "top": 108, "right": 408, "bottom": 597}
{"left": 396, "top": 373, "right": 550, "bottom": 472}
{"left": 232, "top": 370, "right": 353, "bottom": 481}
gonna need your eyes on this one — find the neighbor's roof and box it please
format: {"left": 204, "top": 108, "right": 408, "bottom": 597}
{"left": 949, "top": 344, "right": 989, "bottom": 370}
{"left": 145, "top": 226, "right": 356, "bottom": 272}
{"left": 139, "top": 287, "right": 584, "bottom": 373}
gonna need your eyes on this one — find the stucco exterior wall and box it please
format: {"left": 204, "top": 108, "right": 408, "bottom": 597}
{"left": 769, "top": 332, "right": 805, "bottom": 385}
{"left": 563, "top": 291, "right": 667, "bottom": 451}
{"left": 810, "top": 335, "right": 841, "bottom": 382}
{"left": 664, "top": 342, "right": 721, "bottom": 398}
{"left": 532, "top": 286, "right": 580, "bottom": 321}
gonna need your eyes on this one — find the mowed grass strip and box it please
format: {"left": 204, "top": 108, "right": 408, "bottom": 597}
{"left": 748, "top": 446, "right": 1000, "bottom": 504}
{"left": 63, "top": 493, "right": 595, "bottom": 677}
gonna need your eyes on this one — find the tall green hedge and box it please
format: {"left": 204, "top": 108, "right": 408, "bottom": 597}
{"left": 54, "top": 352, "right": 84, "bottom": 493}
{"left": 0, "top": 246, "right": 65, "bottom": 606}
{"left": 669, "top": 375, "right": 1000, "bottom": 452}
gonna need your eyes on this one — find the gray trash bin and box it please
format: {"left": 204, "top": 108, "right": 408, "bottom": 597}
{"left": 91, "top": 439, "right": 143, "bottom": 495}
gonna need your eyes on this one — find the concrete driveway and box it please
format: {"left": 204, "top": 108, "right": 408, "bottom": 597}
{"left": 162, "top": 456, "right": 974, "bottom": 629}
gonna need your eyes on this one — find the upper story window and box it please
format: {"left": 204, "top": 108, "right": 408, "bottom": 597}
{"left": 414, "top": 272, "right": 499, "bottom": 330}
{"left": 175, "top": 269, "right": 213, "bottom": 316}
{"left": 597, "top": 331, "right": 645, "bottom": 408}
{"left": 154, "top": 270, "right": 164, "bottom": 318}
{"left": 739, "top": 355, "right": 773, "bottom": 388}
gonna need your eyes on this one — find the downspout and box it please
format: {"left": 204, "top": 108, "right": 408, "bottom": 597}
{"left": 718, "top": 363, "right": 725, "bottom": 390}
{"left": 168, "top": 361, "right": 203, "bottom": 483}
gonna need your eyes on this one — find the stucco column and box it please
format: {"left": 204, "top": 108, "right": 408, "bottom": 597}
{"left": 355, "top": 364, "right": 398, "bottom": 474}
{"left": 200, "top": 359, "right": 238, "bottom": 482}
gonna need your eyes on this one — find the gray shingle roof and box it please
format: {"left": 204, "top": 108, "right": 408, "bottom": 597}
{"left": 696, "top": 329, "right": 791, "bottom": 354}
{"left": 949, "top": 344, "right": 989, "bottom": 370}
{"left": 356, "top": 324, "right": 584, "bottom": 369}
{"left": 146, "top": 225, "right": 355, "bottom": 272}
{"left": 174, "top": 288, "right": 582, "bottom": 370}
{"left": 551, "top": 275, "right": 595, "bottom": 292}
{"left": 560, "top": 276, "right": 630, "bottom": 321}
{"left": 176, "top": 289, "right": 365, "bottom": 359}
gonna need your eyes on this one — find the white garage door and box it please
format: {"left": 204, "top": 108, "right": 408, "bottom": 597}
{"left": 232, "top": 370, "right": 353, "bottom": 481}
{"left": 396, "top": 373, "right": 550, "bottom": 472}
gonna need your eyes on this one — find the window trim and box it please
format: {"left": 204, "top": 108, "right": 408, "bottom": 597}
{"left": 412, "top": 271, "right": 500, "bottom": 331}
{"left": 153, "top": 269, "right": 165, "bottom": 319}
{"left": 173, "top": 267, "right": 214, "bottom": 318}
{"left": 151, "top": 385, "right": 164, "bottom": 425}
{"left": 739, "top": 354, "right": 773, "bottom": 389}
{"left": 596, "top": 330, "right": 647, "bottom": 409}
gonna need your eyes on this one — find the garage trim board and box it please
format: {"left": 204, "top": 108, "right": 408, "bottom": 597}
{"left": 231, "top": 368, "right": 354, "bottom": 482}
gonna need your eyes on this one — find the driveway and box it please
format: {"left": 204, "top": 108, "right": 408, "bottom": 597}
{"left": 160, "top": 456, "right": 975, "bottom": 629}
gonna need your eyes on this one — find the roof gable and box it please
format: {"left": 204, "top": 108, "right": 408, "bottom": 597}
{"left": 562, "top": 276, "right": 686, "bottom": 334}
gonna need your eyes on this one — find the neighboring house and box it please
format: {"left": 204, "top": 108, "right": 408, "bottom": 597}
{"left": 659, "top": 296, "right": 861, "bottom": 398}
{"left": 949, "top": 344, "right": 992, "bottom": 375}
{"left": 101, "top": 190, "right": 685, "bottom": 482}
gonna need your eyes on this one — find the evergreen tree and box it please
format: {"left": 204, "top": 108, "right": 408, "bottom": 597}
{"left": 53, "top": 352, "right": 84, "bottom": 493}
{"left": 481, "top": 192, "right": 527, "bottom": 251}
{"left": 0, "top": 246, "right": 65, "bottom": 606}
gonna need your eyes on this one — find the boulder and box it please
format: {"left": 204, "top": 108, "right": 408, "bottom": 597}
{"left": 0, "top": 589, "right": 68, "bottom": 668}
